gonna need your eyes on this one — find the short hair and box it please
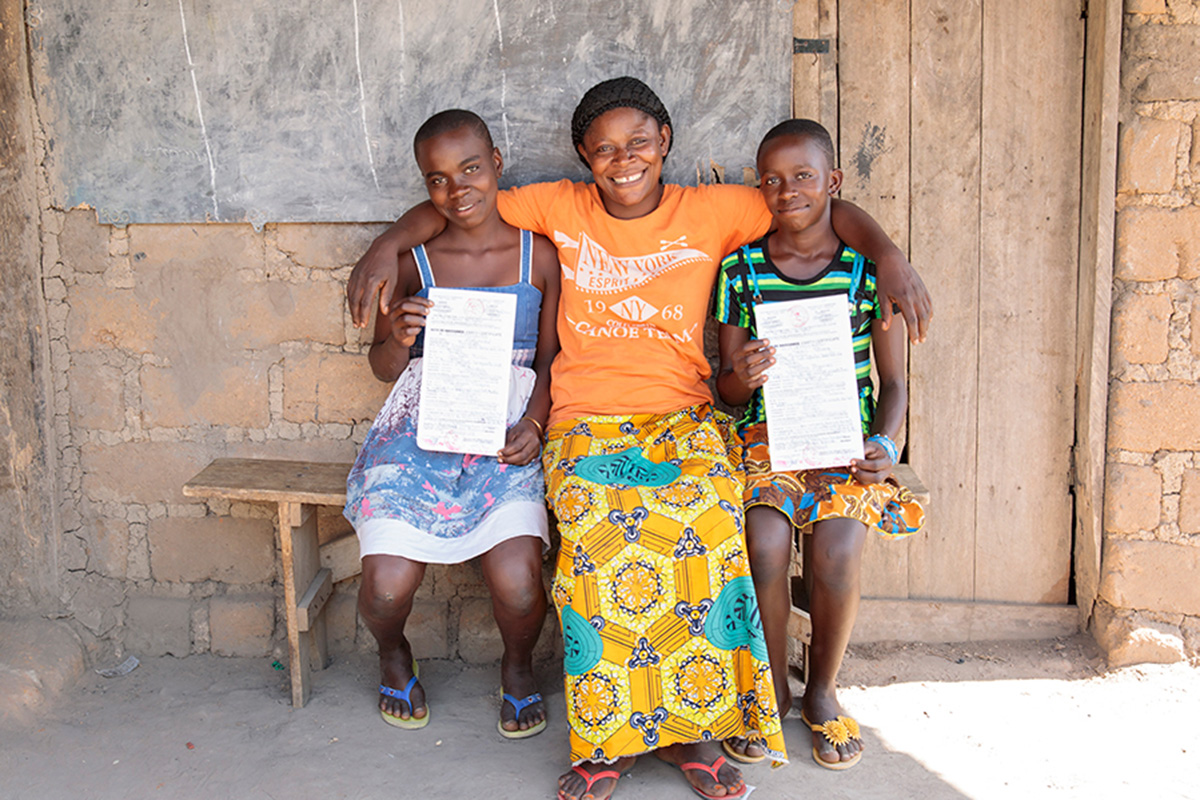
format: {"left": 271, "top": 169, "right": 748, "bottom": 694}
{"left": 413, "top": 109, "right": 494, "bottom": 157}
{"left": 757, "top": 119, "right": 836, "bottom": 169}
{"left": 570, "top": 77, "right": 673, "bottom": 166}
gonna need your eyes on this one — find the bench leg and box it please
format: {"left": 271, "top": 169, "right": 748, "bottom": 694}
{"left": 279, "top": 501, "right": 331, "bottom": 708}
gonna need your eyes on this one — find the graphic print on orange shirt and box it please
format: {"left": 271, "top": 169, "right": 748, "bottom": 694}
{"left": 555, "top": 229, "right": 708, "bottom": 346}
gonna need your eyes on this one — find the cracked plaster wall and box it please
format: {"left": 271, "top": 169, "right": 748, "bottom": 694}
{"left": 1, "top": 0, "right": 59, "bottom": 614}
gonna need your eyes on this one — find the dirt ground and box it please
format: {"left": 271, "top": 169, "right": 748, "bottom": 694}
{"left": 2, "top": 635, "right": 1197, "bottom": 799}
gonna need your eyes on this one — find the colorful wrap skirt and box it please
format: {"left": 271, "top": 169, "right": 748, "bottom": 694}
{"left": 740, "top": 423, "right": 925, "bottom": 539}
{"left": 543, "top": 405, "right": 787, "bottom": 766}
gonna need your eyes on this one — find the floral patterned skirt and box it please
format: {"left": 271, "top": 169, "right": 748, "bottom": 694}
{"left": 741, "top": 423, "right": 924, "bottom": 539}
{"left": 544, "top": 405, "right": 787, "bottom": 766}
{"left": 344, "top": 358, "right": 548, "bottom": 563}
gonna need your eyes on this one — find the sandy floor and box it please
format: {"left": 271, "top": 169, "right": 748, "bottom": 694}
{"left": 2, "top": 635, "right": 1197, "bottom": 799}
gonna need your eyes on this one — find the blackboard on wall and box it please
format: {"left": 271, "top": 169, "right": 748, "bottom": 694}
{"left": 31, "top": 0, "right": 792, "bottom": 225}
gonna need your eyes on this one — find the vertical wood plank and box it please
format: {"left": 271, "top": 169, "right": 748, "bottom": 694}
{"left": 817, "top": 0, "right": 839, "bottom": 146}
{"left": 279, "top": 501, "right": 321, "bottom": 707}
{"left": 905, "top": 0, "right": 982, "bottom": 600}
{"left": 311, "top": 610, "right": 330, "bottom": 671}
{"left": 837, "top": 0, "right": 910, "bottom": 250}
{"left": 1073, "top": 0, "right": 1122, "bottom": 624}
{"left": 792, "top": 1, "right": 820, "bottom": 119}
{"left": 976, "top": 0, "right": 1083, "bottom": 603}
{"left": 838, "top": 0, "right": 912, "bottom": 598}
{"left": 792, "top": 0, "right": 839, "bottom": 137}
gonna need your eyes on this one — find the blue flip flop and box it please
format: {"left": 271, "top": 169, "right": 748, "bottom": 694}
{"left": 497, "top": 690, "right": 546, "bottom": 739}
{"left": 379, "top": 662, "right": 429, "bottom": 729}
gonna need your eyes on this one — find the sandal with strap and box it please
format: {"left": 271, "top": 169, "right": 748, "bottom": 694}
{"left": 675, "top": 755, "right": 748, "bottom": 800}
{"left": 559, "top": 764, "right": 622, "bottom": 800}
{"left": 379, "top": 661, "right": 429, "bottom": 729}
{"left": 800, "top": 709, "right": 863, "bottom": 770}
{"left": 497, "top": 690, "right": 547, "bottom": 739}
{"left": 720, "top": 735, "right": 767, "bottom": 764}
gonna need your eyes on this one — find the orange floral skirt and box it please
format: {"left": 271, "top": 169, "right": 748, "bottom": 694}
{"left": 740, "top": 423, "right": 924, "bottom": 539}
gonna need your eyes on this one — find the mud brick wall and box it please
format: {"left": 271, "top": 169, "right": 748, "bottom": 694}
{"left": 43, "top": 210, "right": 560, "bottom": 664}
{"left": 1094, "top": 2, "right": 1200, "bottom": 665}
{"left": 1, "top": 0, "right": 59, "bottom": 613}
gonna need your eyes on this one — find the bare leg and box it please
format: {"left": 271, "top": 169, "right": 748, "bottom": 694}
{"left": 802, "top": 517, "right": 867, "bottom": 765}
{"left": 721, "top": 505, "right": 792, "bottom": 762}
{"left": 479, "top": 535, "right": 548, "bottom": 733}
{"left": 358, "top": 554, "right": 427, "bottom": 721}
{"left": 746, "top": 505, "right": 795, "bottom": 716}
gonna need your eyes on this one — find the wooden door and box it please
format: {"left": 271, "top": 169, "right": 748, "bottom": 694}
{"left": 792, "top": 1, "right": 1084, "bottom": 606}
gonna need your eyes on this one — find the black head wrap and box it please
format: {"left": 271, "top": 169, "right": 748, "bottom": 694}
{"left": 570, "top": 77, "right": 672, "bottom": 167}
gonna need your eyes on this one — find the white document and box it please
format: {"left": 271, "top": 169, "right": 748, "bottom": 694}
{"left": 756, "top": 294, "right": 865, "bottom": 472}
{"left": 417, "top": 287, "right": 516, "bottom": 455}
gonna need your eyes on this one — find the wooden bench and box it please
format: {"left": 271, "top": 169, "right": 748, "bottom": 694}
{"left": 183, "top": 458, "right": 355, "bottom": 708}
{"left": 183, "top": 457, "right": 929, "bottom": 705}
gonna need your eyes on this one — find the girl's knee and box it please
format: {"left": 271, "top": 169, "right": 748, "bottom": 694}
{"left": 359, "top": 584, "right": 412, "bottom": 620}
{"left": 745, "top": 509, "right": 793, "bottom": 579}
{"left": 810, "top": 525, "right": 865, "bottom": 592}
{"left": 359, "top": 559, "right": 421, "bottom": 618}
{"left": 482, "top": 542, "right": 544, "bottom": 614}
{"left": 748, "top": 538, "right": 791, "bottom": 581}
{"left": 491, "top": 572, "right": 546, "bottom": 619}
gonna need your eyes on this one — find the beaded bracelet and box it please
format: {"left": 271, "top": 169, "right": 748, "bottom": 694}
{"left": 521, "top": 416, "right": 544, "bottom": 440}
{"left": 867, "top": 433, "right": 899, "bottom": 464}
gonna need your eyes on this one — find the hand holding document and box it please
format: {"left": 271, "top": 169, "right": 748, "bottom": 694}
{"left": 756, "top": 295, "right": 864, "bottom": 472}
{"left": 417, "top": 287, "right": 516, "bottom": 455}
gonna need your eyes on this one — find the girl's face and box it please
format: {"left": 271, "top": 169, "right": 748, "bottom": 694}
{"left": 576, "top": 107, "right": 670, "bottom": 220}
{"left": 415, "top": 126, "right": 503, "bottom": 230}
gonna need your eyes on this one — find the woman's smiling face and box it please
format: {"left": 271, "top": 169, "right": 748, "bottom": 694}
{"left": 576, "top": 107, "right": 670, "bottom": 220}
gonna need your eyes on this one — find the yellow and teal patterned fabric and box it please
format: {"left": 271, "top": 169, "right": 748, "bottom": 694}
{"left": 544, "top": 405, "right": 787, "bottom": 765}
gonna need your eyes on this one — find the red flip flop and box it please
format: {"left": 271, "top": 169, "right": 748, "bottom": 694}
{"left": 559, "top": 764, "right": 622, "bottom": 800}
{"left": 676, "top": 755, "right": 748, "bottom": 800}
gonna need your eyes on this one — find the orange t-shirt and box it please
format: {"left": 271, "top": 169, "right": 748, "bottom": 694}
{"left": 498, "top": 181, "right": 770, "bottom": 426}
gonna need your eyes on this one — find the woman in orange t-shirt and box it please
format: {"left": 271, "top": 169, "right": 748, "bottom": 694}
{"left": 347, "top": 79, "right": 931, "bottom": 800}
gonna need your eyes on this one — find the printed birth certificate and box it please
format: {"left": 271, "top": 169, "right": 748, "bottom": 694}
{"left": 417, "top": 287, "right": 516, "bottom": 455}
{"left": 755, "top": 294, "right": 865, "bottom": 471}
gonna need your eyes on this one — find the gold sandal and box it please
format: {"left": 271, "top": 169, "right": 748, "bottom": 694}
{"left": 800, "top": 709, "right": 863, "bottom": 770}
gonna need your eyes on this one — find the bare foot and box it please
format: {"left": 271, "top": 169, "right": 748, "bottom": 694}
{"left": 378, "top": 646, "right": 426, "bottom": 723}
{"left": 556, "top": 756, "right": 635, "bottom": 800}
{"left": 499, "top": 657, "right": 545, "bottom": 735}
{"left": 657, "top": 741, "right": 744, "bottom": 797}
{"left": 802, "top": 687, "right": 864, "bottom": 767}
{"left": 721, "top": 680, "right": 790, "bottom": 764}
{"left": 721, "top": 735, "right": 766, "bottom": 763}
